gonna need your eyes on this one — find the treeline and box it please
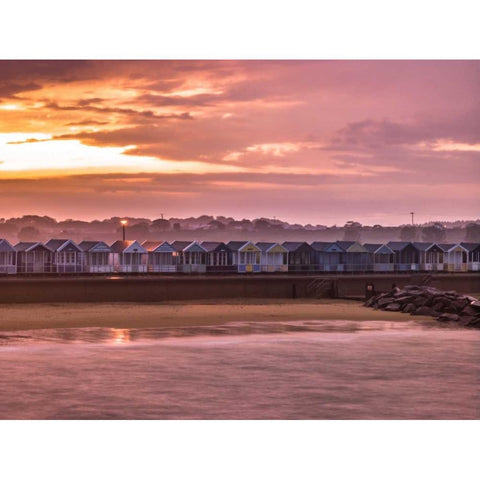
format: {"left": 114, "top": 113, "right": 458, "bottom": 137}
{"left": 0, "top": 215, "right": 479, "bottom": 244}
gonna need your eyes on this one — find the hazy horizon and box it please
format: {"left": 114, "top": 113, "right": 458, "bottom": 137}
{"left": 1, "top": 60, "right": 479, "bottom": 224}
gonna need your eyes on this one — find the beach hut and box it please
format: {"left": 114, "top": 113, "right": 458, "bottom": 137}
{"left": 171, "top": 241, "right": 207, "bottom": 273}
{"left": 142, "top": 241, "right": 176, "bottom": 272}
{"left": 110, "top": 240, "right": 147, "bottom": 273}
{"left": 334, "top": 241, "right": 370, "bottom": 272}
{"left": 282, "top": 242, "right": 316, "bottom": 272}
{"left": 79, "top": 241, "right": 113, "bottom": 273}
{"left": 387, "top": 242, "right": 420, "bottom": 272}
{"left": 364, "top": 244, "right": 395, "bottom": 272}
{"left": 227, "top": 241, "right": 261, "bottom": 273}
{"left": 0, "top": 239, "right": 17, "bottom": 274}
{"left": 311, "top": 241, "right": 344, "bottom": 272}
{"left": 201, "top": 242, "right": 236, "bottom": 273}
{"left": 15, "top": 242, "right": 54, "bottom": 273}
{"left": 45, "top": 239, "right": 84, "bottom": 273}
{"left": 413, "top": 242, "right": 444, "bottom": 272}
{"left": 439, "top": 243, "right": 468, "bottom": 272}
{"left": 461, "top": 243, "right": 480, "bottom": 271}
{"left": 256, "top": 242, "right": 288, "bottom": 272}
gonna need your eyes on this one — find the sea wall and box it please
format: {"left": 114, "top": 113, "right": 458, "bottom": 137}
{"left": 0, "top": 273, "right": 478, "bottom": 303}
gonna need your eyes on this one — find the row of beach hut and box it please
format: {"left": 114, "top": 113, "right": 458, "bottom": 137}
{"left": 0, "top": 238, "right": 479, "bottom": 274}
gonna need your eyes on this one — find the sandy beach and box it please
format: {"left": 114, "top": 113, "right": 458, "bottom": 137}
{"left": 0, "top": 298, "right": 424, "bottom": 332}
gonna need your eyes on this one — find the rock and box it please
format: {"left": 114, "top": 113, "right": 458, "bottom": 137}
{"left": 412, "top": 296, "right": 428, "bottom": 307}
{"left": 469, "top": 300, "right": 480, "bottom": 310}
{"left": 437, "top": 313, "right": 460, "bottom": 322}
{"left": 460, "top": 306, "right": 478, "bottom": 317}
{"left": 411, "top": 306, "right": 435, "bottom": 317}
{"left": 458, "top": 315, "right": 477, "bottom": 326}
{"left": 384, "top": 303, "right": 401, "bottom": 311}
{"left": 377, "top": 297, "right": 394, "bottom": 308}
{"left": 403, "top": 303, "right": 416, "bottom": 313}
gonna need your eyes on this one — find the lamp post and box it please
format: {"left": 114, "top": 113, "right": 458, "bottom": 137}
{"left": 120, "top": 219, "right": 127, "bottom": 241}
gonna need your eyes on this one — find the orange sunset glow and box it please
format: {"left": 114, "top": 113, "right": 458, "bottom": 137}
{"left": 1, "top": 60, "right": 479, "bottom": 224}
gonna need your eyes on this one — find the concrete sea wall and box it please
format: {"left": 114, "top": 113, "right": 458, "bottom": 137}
{"left": 0, "top": 273, "right": 478, "bottom": 303}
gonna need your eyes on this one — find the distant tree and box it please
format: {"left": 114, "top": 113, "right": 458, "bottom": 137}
{"left": 127, "top": 222, "right": 150, "bottom": 237}
{"left": 343, "top": 221, "right": 362, "bottom": 242}
{"left": 151, "top": 218, "right": 171, "bottom": 231}
{"left": 465, "top": 223, "right": 480, "bottom": 242}
{"left": 18, "top": 226, "right": 40, "bottom": 242}
{"left": 400, "top": 225, "right": 418, "bottom": 242}
{"left": 421, "top": 223, "right": 446, "bottom": 243}
{"left": 207, "top": 220, "right": 226, "bottom": 230}
{"left": 254, "top": 219, "right": 271, "bottom": 230}
{"left": 173, "top": 223, "right": 181, "bottom": 231}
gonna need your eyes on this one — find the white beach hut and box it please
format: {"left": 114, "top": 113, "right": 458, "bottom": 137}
{"left": 142, "top": 241, "right": 176, "bottom": 272}
{"left": 79, "top": 241, "right": 113, "bottom": 273}
{"left": 0, "top": 238, "right": 17, "bottom": 274}
{"left": 110, "top": 240, "right": 148, "bottom": 273}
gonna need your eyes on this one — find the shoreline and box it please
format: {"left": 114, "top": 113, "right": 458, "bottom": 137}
{"left": 0, "top": 298, "right": 419, "bottom": 332}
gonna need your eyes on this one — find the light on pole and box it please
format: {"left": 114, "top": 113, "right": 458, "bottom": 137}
{"left": 120, "top": 219, "right": 127, "bottom": 240}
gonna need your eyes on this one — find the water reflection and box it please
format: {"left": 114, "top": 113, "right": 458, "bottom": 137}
{"left": 111, "top": 328, "right": 131, "bottom": 345}
{"left": 0, "top": 319, "right": 478, "bottom": 419}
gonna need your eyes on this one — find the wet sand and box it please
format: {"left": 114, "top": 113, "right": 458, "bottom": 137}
{"left": 0, "top": 298, "right": 417, "bottom": 332}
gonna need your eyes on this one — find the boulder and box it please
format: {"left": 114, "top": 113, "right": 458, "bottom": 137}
{"left": 403, "top": 303, "right": 416, "bottom": 313}
{"left": 459, "top": 315, "right": 477, "bottom": 326}
{"left": 437, "top": 313, "right": 460, "bottom": 322}
{"left": 460, "top": 306, "right": 478, "bottom": 317}
{"left": 384, "top": 303, "right": 401, "bottom": 311}
{"left": 377, "top": 297, "right": 394, "bottom": 308}
{"left": 469, "top": 300, "right": 480, "bottom": 310}
{"left": 411, "top": 306, "right": 435, "bottom": 317}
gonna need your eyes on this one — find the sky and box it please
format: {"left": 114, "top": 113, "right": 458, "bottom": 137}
{"left": 0, "top": 60, "right": 479, "bottom": 225}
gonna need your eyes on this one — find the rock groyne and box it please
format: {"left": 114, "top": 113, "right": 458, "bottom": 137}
{"left": 364, "top": 285, "right": 480, "bottom": 328}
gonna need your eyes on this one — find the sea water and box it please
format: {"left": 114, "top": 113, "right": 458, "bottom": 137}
{"left": 0, "top": 319, "right": 478, "bottom": 419}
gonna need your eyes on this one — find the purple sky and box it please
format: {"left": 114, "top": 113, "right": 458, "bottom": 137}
{"left": 0, "top": 60, "right": 479, "bottom": 225}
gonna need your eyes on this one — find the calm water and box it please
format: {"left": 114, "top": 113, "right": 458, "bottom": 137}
{"left": 0, "top": 319, "right": 478, "bottom": 419}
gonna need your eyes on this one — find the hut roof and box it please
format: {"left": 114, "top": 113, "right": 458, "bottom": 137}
{"left": 0, "top": 239, "right": 15, "bottom": 252}
{"left": 201, "top": 242, "right": 231, "bottom": 253}
{"left": 45, "top": 239, "right": 81, "bottom": 252}
{"left": 412, "top": 242, "right": 435, "bottom": 251}
{"left": 387, "top": 241, "right": 413, "bottom": 252}
{"left": 460, "top": 242, "right": 480, "bottom": 252}
{"left": 14, "top": 242, "right": 52, "bottom": 253}
{"left": 281, "top": 241, "right": 313, "bottom": 252}
{"left": 110, "top": 240, "right": 146, "bottom": 254}
{"left": 226, "top": 241, "right": 249, "bottom": 251}
{"left": 171, "top": 241, "right": 193, "bottom": 252}
{"left": 142, "top": 241, "right": 174, "bottom": 253}
{"left": 79, "top": 241, "right": 112, "bottom": 252}
{"left": 310, "top": 241, "right": 333, "bottom": 252}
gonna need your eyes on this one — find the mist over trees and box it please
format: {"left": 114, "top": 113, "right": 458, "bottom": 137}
{"left": 0, "top": 215, "right": 478, "bottom": 245}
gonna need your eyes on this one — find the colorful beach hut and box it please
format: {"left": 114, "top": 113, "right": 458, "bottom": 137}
{"left": 15, "top": 242, "right": 53, "bottom": 273}
{"left": 461, "top": 243, "right": 480, "bottom": 272}
{"left": 201, "top": 242, "right": 235, "bottom": 273}
{"left": 79, "top": 241, "right": 113, "bottom": 273}
{"left": 110, "top": 240, "right": 147, "bottom": 273}
{"left": 45, "top": 239, "right": 84, "bottom": 273}
{"left": 256, "top": 242, "right": 288, "bottom": 272}
{"left": 142, "top": 241, "right": 176, "bottom": 272}
{"left": 413, "top": 242, "right": 445, "bottom": 271}
{"left": 282, "top": 242, "right": 316, "bottom": 272}
{"left": 310, "top": 241, "right": 344, "bottom": 272}
{"left": 0, "top": 239, "right": 17, "bottom": 274}
{"left": 438, "top": 243, "right": 468, "bottom": 272}
{"left": 227, "top": 241, "right": 261, "bottom": 273}
{"left": 364, "top": 244, "right": 395, "bottom": 272}
{"left": 387, "top": 242, "right": 420, "bottom": 272}
{"left": 171, "top": 241, "right": 207, "bottom": 273}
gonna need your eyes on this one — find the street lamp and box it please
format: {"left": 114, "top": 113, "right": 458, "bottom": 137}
{"left": 120, "top": 219, "right": 127, "bottom": 241}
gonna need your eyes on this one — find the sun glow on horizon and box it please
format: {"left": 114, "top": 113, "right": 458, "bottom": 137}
{"left": 0, "top": 133, "right": 245, "bottom": 178}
